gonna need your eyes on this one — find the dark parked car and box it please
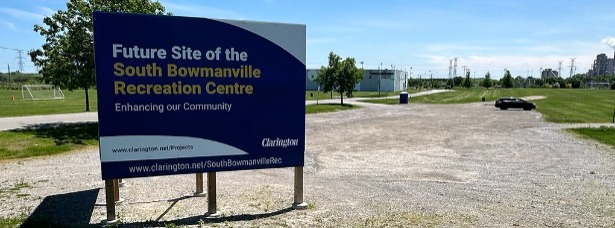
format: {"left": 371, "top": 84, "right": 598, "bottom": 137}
{"left": 495, "top": 97, "right": 536, "bottom": 110}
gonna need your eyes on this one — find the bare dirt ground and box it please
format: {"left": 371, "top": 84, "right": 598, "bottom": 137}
{"left": 520, "top": 95, "right": 547, "bottom": 101}
{"left": 1, "top": 102, "right": 615, "bottom": 227}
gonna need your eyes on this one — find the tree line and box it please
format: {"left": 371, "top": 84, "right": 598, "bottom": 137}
{"left": 0, "top": 72, "right": 43, "bottom": 89}
{"left": 409, "top": 70, "right": 615, "bottom": 90}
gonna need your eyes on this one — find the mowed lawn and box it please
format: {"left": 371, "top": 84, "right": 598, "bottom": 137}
{"left": 568, "top": 127, "right": 615, "bottom": 149}
{"left": 0, "top": 89, "right": 97, "bottom": 117}
{"left": 401, "top": 88, "right": 614, "bottom": 123}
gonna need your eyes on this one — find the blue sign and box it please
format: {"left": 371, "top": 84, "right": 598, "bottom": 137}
{"left": 93, "top": 12, "right": 306, "bottom": 180}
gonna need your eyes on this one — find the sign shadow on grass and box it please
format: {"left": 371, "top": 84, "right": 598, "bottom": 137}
{"left": 21, "top": 188, "right": 100, "bottom": 227}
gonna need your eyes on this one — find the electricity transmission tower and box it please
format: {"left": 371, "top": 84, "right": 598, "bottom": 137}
{"left": 0, "top": 46, "right": 25, "bottom": 72}
{"left": 448, "top": 59, "right": 453, "bottom": 78}
{"left": 569, "top": 58, "right": 576, "bottom": 77}
{"left": 453, "top": 57, "right": 458, "bottom": 78}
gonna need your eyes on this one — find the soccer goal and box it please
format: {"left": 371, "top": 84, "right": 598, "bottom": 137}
{"left": 21, "top": 85, "right": 65, "bottom": 100}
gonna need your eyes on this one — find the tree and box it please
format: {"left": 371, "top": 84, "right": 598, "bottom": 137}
{"left": 501, "top": 69, "right": 514, "bottom": 88}
{"left": 566, "top": 74, "right": 583, "bottom": 88}
{"left": 462, "top": 71, "right": 472, "bottom": 89}
{"left": 314, "top": 52, "right": 363, "bottom": 105}
{"left": 514, "top": 76, "right": 526, "bottom": 88}
{"left": 453, "top": 76, "right": 463, "bottom": 87}
{"left": 29, "top": 0, "right": 170, "bottom": 111}
{"left": 481, "top": 71, "right": 493, "bottom": 89}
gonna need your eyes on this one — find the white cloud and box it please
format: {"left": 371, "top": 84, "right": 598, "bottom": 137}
{"left": 1, "top": 20, "right": 16, "bottom": 30}
{"left": 0, "top": 7, "right": 44, "bottom": 21}
{"left": 602, "top": 36, "right": 615, "bottom": 48}
{"left": 161, "top": 1, "right": 244, "bottom": 19}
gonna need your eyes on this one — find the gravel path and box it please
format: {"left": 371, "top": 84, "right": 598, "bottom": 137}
{"left": 0, "top": 112, "right": 98, "bottom": 131}
{"left": 1, "top": 101, "right": 615, "bottom": 227}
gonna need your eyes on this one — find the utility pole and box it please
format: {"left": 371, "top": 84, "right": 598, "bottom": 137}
{"left": 429, "top": 70, "right": 433, "bottom": 90}
{"left": 7, "top": 64, "right": 11, "bottom": 88}
{"left": 378, "top": 63, "right": 382, "bottom": 97}
{"left": 409, "top": 67, "right": 413, "bottom": 89}
{"left": 419, "top": 74, "right": 421, "bottom": 89}
{"left": 448, "top": 59, "right": 453, "bottom": 88}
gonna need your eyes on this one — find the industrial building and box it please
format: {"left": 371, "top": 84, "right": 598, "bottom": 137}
{"left": 306, "top": 69, "right": 408, "bottom": 92}
{"left": 540, "top": 68, "right": 559, "bottom": 79}
{"left": 588, "top": 53, "right": 615, "bottom": 76}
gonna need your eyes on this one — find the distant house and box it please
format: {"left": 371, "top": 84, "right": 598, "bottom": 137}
{"left": 494, "top": 84, "right": 502, "bottom": 89}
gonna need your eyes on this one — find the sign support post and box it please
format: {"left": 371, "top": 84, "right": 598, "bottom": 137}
{"left": 104, "top": 179, "right": 117, "bottom": 223}
{"left": 113, "top": 179, "right": 124, "bottom": 204}
{"left": 194, "top": 173, "right": 206, "bottom": 196}
{"left": 206, "top": 172, "right": 219, "bottom": 216}
{"left": 292, "top": 166, "right": 308, "bottom": 209}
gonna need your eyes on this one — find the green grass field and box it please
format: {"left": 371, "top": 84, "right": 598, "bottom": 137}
{"left": 567, "top": 127, "right": 615, "bottom": 149}
{"left": 364, "top": 88, "right": 615, "bottom": 123}
{"left": 0, "top": 122, "right": 98, "bottom": 161}
{"left": 0, "top": 89, "right": 97, "bottom": 117}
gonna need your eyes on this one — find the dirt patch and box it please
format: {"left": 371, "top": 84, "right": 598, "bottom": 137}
{"left": 521, "top": 95, "right": 547, "bottom": 100}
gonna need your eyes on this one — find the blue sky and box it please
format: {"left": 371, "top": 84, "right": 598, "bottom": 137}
{"left": 1, "top": 0, "right": 615, "bottom": 79}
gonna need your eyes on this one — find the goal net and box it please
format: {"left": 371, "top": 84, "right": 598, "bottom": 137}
{"left": 21, "top": 85, "right": 65, "bottom": 100}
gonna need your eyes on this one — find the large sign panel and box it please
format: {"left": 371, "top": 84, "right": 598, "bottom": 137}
{"left": 93, "top": 12, "right": 306, "bottom": 179}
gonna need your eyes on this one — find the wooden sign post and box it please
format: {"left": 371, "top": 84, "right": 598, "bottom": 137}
{"left": 194, "top": 173, "right": 206, "bottom": 197}
{"left": 293, "top": 166, "right": 308, "bottom": 209}
{"left": 104, "top": 180, "right": 117, "bottom": 223}
{"left": 206, "top": 172, "right": 219, "bottom": 217}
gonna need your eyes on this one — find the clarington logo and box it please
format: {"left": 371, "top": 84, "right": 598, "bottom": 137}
{"left": 262, "top": 138, "right": 299, "bottom": 148}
